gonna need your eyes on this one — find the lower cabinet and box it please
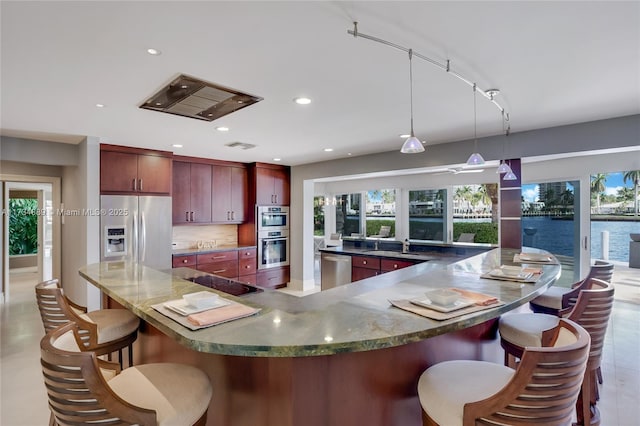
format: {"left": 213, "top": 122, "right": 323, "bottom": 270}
{"left": 256, "top": 267, "right": 289, "bottom": 289}
{"left": 172, "top": 248, "right": 257, "bottom": 282}
{"left": 351, "top": 255, "right": 418, "bottom": 283}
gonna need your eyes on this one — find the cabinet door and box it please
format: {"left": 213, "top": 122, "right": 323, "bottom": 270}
{"left": 255, "top": 167, "right": 276, "bottom": 205}
{"left": 100, "top": 151, "right": 138, "bottom": 193}
{"left": 189, "top": 163, "right": 212, "bottom": 223}
{"left": 256, "top": 266, "right": 289, "bottom": 289}
{"left": 172, "top": 161, "right": 191, "bottom": 224}
{"left": 172, "top": 254, "right": 197, "bottom": 268}
{"left": 137, "top": 154, "right": 171, "bottom": 194}
{"left": 351, "top": 256, "right": 380, "bottom": 270}
{"left": 380, "top": 258, "right": 415, "bottom": 272}
{"left": 212, "top": 165, "right": 232, "bottom": 222}
{"left": 230, "top": 166, "right": 248, "bottom": 221}
{"left": 272, "top": 167, "right": 290, "bottom": 205}
{"left": 352, "top": 267, "right": 379, "bottom": 282}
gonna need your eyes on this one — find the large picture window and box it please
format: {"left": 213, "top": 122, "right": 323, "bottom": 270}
{"left": 408, "top": 189, "right": 445, "bottom": 241}
{"left": 335, "top": 193, "right": 361, "bottom": 237}
{"left": 452, "top": 184, "right": 498, "bottom": 244}
{"left": 365, "top": 189, "right": 396, "bottom": 238}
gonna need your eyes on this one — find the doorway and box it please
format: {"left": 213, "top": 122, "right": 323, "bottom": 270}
{"left": 1, "top": 176, "right": 60, "bottom": 303}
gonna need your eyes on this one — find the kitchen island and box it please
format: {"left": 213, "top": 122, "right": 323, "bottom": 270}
{"left": 79, "top": 247, "right": 560, "bottom": 426}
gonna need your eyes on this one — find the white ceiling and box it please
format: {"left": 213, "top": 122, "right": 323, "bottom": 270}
{"left": 1, "top": 1, "right": 639, "bottom": 166}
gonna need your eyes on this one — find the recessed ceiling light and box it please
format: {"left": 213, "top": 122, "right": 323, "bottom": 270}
{"left": 324, "top": 148, "right": 333, "bottom": 152}
{"left": 172, "top": 144, "right": 183, "bottom": 148}
{"left": 294, "top": 97, "right": 311, "bottom": 105}
{"left": 273, "top": 158, "right": 281, "bottom": 162}
{"left": 95, "top": 103, "right": 105, "bottom": 108}
{"left": 147, "top": 48, "right": 161, "bottom": 55}
{"left": 347, "top": 153, "right": 352, "bottom": 156}
{"left": 215, "top": 126, "right": 229, "bottom": 132}
{"left": 399, "top": 134, "right": 410, "bottom": 138}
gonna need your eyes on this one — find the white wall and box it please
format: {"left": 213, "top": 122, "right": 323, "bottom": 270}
{"left": 290, "top": 115, "right": 640, "bottom": 287}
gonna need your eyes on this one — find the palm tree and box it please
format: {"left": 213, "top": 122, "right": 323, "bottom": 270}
{"left": 623, "top": 170, "right": 640, "bottom": 216}
{"left": 590, "top": 173, "right": 607, "bottom": 214}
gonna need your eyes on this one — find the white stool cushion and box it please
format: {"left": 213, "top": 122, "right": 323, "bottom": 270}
{"left": 418, "top": 360, "right": 514, "bottom": 426}
{"left": 109, "top": 363, "right": 212, "bottom": 426}
{"left": 530, "top": 286, "right": 570, "bottom": 309}
{"left": 499, "top": 313, "right": 559, "bottom": 348}
{"left": 81, "top": 309, "right": 139, "bottom": 344}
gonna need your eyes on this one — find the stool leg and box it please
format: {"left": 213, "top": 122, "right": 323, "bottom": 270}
{"left": 118, "top": 349, "right": 124, "bottom": 369}
{"left": 596, "top": 366, "right": 603, "bottom": 384}
{"left": 128, "top": 343, "right": 133, "bottom": 367}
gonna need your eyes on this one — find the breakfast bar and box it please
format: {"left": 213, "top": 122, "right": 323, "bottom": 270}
{"left": 79, "top": 247, "right": 560, "bottom": 426}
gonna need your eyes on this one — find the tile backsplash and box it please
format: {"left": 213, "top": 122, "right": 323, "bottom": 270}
{"left": 172, "top": 225, "right": 238, "bottom": 249}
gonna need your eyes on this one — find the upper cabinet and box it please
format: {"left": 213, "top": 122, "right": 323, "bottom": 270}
{"left": 255, "top": 165, "right": 290, "bottom": 205}
{"left": 212, "top": 165, "right": 247, "bottom": 223}
{"left": 173, "top": 161, "right": 212, "bottom": 224}
{"left": 100, "top": 145, "right": 172, "bottom": 195}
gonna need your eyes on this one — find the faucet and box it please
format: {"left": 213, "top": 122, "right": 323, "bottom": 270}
{"left": 374, "top": 239, "right": 380, "bottom": 250}
{"left": 403, "top": 239, "right": 410, "bottom": 254}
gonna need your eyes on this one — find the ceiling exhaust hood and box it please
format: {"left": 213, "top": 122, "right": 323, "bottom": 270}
{"left": 140, "top": 74, "right": 263, "bottom": 122}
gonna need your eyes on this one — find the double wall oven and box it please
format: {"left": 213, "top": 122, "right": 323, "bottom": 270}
{"left": 257, "top": 206, "right": 289, "bottom": 270}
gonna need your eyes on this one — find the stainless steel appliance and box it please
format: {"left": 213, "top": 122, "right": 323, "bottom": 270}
{"left": 100, "top": 195, "right": 172, "bottom": 270}
{"left": 320, "top": 253, "right": 352, "bottom": 290}
{"left": 257, "top": 229, "right": 289, "bottom": 269}
{"left": 257, "top": 206, "right": 289, "bottom": 231}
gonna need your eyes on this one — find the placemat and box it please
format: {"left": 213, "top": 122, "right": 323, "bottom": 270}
{"left": 513, "top": 253, "right": 558, "bottom": 264}
{"left": 389, "top": 299, "right": 504, "bottom": 321}
{"left": 480, "top": 269, "right": 542, "bottom": 284}
{"left": 152, "top": 299, "right": 260, "bottom": 331}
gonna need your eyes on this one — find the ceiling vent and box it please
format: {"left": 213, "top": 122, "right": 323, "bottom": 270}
{"left": 140, "top": 74, "right": 263, "bottom": 122}
{"left": 225, "top": 141, "right": 256, "bottom": 150}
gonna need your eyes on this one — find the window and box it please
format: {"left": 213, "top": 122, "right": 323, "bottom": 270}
{"left": 335, "top": 193, "right": 361, "bottom": 237}
{"left": 313, "top": 196, "right": 325, "bottom": 236}
{"left": 452, "top": 184, "right": 498, "bottom": 244}
{"left": 408, "top": 189, "right": 445, "bottom": 241}
{"left": 365, "top": 189, "right": 395, "bottom": 238}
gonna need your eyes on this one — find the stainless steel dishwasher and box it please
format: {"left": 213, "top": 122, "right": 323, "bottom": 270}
{"left": 320, "top": 252, "right": 352, "bottom": 290}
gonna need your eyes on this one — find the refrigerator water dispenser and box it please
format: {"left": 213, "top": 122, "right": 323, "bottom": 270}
{"left": 104, "top": 226, "right": 127, "bottom": 258}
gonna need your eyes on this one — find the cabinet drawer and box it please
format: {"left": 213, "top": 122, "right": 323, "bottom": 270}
{"left": 238, "top": 247, "right": 257, "bottom": 259}
{"left": 172, "top": 255, "right": 197, "bottom": 268}
{"left": 196, "top": 250, "right": 238, "bottom": 264}
{"left": 256, "top": 267, "right": 289, "bottom": 289}
{"left": 197, "top": 260, "right": 239, "bottom": 278}
{"left": 351, "top": 256, "right": 380, "bottom": 270}
{"left": 351, "top": 267, "right": 379, "bottom": 282}
{"left": 380, "top": 258, "right": 415, "bottom": 272}
{"left": 237, "top": 274, "right": 257, "bottom": 285}
{"left": 239, "top": 256, "right": 257, "bottom": 275}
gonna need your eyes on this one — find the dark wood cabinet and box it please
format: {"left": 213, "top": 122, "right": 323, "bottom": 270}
{"left": 212, "top": 165, "right": 247, "bottom": 223}
{"left": 256, "top": 266, "right": 289, "bottom": 289}
{"left": 172, "top": 254, "right": 197, "bottom": 268}
{"left": 238, "top": 248, "right": 257, "bottom": 282}
{"left": 100, "top": 146, "right": 172, "bottom": 195}
{"left": 196, "top": 250, "right": 239, "bottom": 279}
{"left": 173, "top": 161, "right": 212, "bottom": 224}
{"left": 256, "top": 166, "right": 289, "bottom": 205}
{"left": 351, "top": 255, "right": 418, "bottom": 283}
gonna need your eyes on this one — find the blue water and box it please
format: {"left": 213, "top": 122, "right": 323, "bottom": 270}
{"left": 591, "top": 220, "right": 640, "bottom": 261}
{"left": 522, "top": 217, "right": 639, "bottom": 261}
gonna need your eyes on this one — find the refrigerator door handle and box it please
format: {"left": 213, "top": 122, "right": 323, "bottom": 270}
{"left": 140, "top": 212, "right": 146, "bottom": 263}
{"left": 132, "top": 210, "right": 138, "bottom": 262}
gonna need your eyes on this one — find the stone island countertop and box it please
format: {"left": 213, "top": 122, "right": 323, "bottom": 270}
{"left": 79, "top": 247, "right": 560, "bottom": 357}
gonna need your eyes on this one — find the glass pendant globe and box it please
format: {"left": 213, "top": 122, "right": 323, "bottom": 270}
{"left": 401, "top": 136, "right": 425, "bottom": 153}
{"left": 466, "top": 152, "right": 485, "bottom": 166}
{"left": 496, "top": 161, "right": 512, "bottom": 174}
{"left": 503, "top": 170, "right": 518, "bottom": 181}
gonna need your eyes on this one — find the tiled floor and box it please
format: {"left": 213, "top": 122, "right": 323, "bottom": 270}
{"left": 1, "top": 264, "right": 639, "bottom": 425}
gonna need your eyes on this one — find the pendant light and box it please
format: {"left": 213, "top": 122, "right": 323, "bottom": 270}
{"left": 400, "top": 49, "right": 425, "bottom": 154}
{"left": 496, "top": 111, "right": 512, "bottom": 174}
{"left": 466, "top": 84, "right": 485, "bottom": 165}
{"left": 503, "top": 160, "right": 517, "bottom": 181}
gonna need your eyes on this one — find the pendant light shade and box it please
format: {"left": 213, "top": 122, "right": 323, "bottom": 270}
{"left": 400, "top": 49, "right": 425, "bottom": 154}
{"left": 496, "top": 160, "right": 512, "bottom": 174}
{"left": 503, "top": 170, "right": 518, "bottom": 181}
{"left": 401, "top": 135, "right": 424, "bottom": 153}
{"left": 466, "top": 84, "right": 484, "bottom": 166}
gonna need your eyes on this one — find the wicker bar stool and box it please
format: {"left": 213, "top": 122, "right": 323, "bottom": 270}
{"left": 35, "top": 279, "right": 139, "bottom": 368}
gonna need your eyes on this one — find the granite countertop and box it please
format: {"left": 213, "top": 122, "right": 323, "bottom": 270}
{"left": 79, "top": 248, "right": 560, "bottom": 358}
{"left": 172, "top": 245, "right": 256, "bottom": 256}
{"left": 320, "top": 246, "right": 448, "bottom": 262}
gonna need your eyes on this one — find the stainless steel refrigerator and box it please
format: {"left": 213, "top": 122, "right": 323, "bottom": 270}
{"left": 100, "top": 195, "right": 172, "bottom": 270}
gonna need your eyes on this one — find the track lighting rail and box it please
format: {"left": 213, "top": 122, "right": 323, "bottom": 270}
{"left": 348, "top": 22, "right": 510, "bottom": 130}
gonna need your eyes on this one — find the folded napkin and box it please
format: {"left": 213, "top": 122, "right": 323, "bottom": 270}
{"left": 449, "top": 288, "right": 499, "bottom": 306}
{"left": 522, "top": 266, "right": 543, "bottom": 275}
{"left": 187, "top": 303, "right": 259, "bottom": 327}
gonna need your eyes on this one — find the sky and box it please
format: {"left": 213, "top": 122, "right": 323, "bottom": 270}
{"left": 521, "top": 172, "right": 631, "bottom": 202}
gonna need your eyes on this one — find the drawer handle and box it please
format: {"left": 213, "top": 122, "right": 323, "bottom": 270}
{"left": 394, "top": 264, "right": 398, "bottom": 268}
{"left": 244, "top": 265, "right": 251, "bottom": 269}
{"left": 245, "top": 252, "right": 252, "bottom": 256}
{"left": 212, "top": 256, "right": 226, "bottom": 260}
{"left": 212, "top": 269, "right": 226, "bottom": 274}
{"left": 183, "top": 259, "right": 188, "bottom": 263}
{"left": 363, "top": 260, "right": 367, "bottom": 265}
